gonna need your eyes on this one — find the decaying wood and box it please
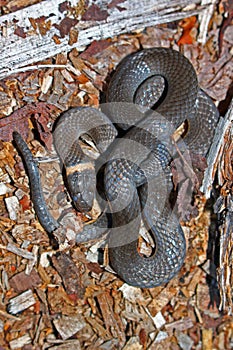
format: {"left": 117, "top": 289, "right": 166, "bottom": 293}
{"left": 201, "top": 103, "right": 233, "bottom": 198}
{"left": 51, "top": 252, "right": 84, "bottom": 299}
{"left": 198, "top": 0, "right": 218, "bottom": 43}
{"left": 202, "top": 99, "right": 233, "bottom": 314}
{"left": 218, "top": 193, "right": 233, "bottom": 314}
{"left": 0, "top": 0, "right": 213, "bottom": 80}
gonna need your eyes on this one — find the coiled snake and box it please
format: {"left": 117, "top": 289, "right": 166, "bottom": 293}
{"left": 13, "top": 48, "right": 219, "bottom": 288}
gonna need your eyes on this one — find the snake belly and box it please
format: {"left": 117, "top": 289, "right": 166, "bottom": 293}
{"left": 14, "top": 48, "right": 219, "bottom": 288}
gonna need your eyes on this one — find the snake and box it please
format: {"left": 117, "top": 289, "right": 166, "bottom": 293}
{"left": 13, "top": 48, "right": 219, "bottom": 288}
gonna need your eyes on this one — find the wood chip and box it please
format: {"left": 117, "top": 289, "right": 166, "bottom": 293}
{"left": 202, "top": 328, "right": 213, "bottom": 350}
{"left": 48, "top": 339, "right": 81, "bottom": 350}
{"left": 0, "top": 319, "right": 3, "bottom": 332}
{"left": 9, "top": 334, "right": 31, "bottom": 350}
{"left": 196, "top": 282, "right": 219, "bottom": 317}
{"left": 3, "top": 242, "right": 35, "bottom": 260}
{"left": 0, "top": 182, "right": 11, "bottom": 195}
{"left": 86, "top": 315, "right": 111, "bottom": 340}
{"left": 96, "top": 291, "right": 126, "bottom": 345}
{"left": 176, "top": 331, "right": 194, "bottom": 350}
{"left": 165, "top": 317, "right": 194, "bottom": 333}
{"left": 148, "top": 287, "right": 179, "bottom": 316}
{"left": 53, "top": 314, "right": 86, "bottom": 340}
{"left": 39, "top": 251, "right": 55, "bottom": 267}
{"left": 153, "top": 331, "right": 169, "bottom": 343}
{"left": 5, "top": 196, "right": 19, "bottom": 221}
{"left": 119, "top": 284, "right": 145, "bottom": 303}
{"left": 9, "top": 269, "right": 42, "bottom": 293}
{"left": 149, "top": 311, "right": 166, "bottom": 329}
{"left": 51, "top": 252, "right": 84, "bottom": 299}
{"left": 7, "top": 289, "right": 36, "bottom": 315}
{"left": 122, "top": 337, "right": 143, "bottom": 350}
{"left": 41, "top": 74, "right": 53, "bottom": 94}
{"left": 187, "top": 267, "right": 203, "bottom": 294}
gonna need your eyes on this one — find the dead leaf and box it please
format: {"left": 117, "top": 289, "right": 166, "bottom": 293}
{"left": 54, "top": 17, "right": 78, "bottom": 38}
{"left": 80, "top": 40, "right": 112, "bottom": 60}
{"left": 178, "top": 16, "right": 197, "bottom": 46}
{"left": 82, "top": 4, "right": 108, "bottom": 21}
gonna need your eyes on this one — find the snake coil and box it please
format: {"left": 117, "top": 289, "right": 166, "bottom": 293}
{"left": 13, "top": 48, "right": 219, "bottom": 288}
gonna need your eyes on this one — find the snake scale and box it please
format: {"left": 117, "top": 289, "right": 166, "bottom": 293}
{"left": 13, "top": 48, "right": 219, "bottom": 288}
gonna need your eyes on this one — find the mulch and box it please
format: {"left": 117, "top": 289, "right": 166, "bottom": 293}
{"left": 0, "top": 0, "right": 232, "bottom": 349}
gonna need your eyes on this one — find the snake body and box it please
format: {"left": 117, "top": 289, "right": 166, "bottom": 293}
{"left": 13, "top": 48, "right": 219, "bottom": 288}
{"left": 13, "top": 131, "right": 59, "bottom": 234}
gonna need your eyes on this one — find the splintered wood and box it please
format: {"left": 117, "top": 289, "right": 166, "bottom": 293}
{"left": 201, "top": 97, "right": 233, "bottom": 314}
{"left": 0, "top": 0, "right": 233, "bottom": 348}
{"left": 0, "top": 0, "right": 211, "bottom": 80}
{"left": 213, "top": 102, "right": 233, "bottom": 314}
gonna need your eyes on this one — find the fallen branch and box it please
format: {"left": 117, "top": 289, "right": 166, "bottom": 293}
{"left": 0, "top": 0, "right": 213, "bottom": 80}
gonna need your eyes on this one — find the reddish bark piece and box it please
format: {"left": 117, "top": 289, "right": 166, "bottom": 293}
{"left": 14, "top": 25, "right": 26, "bottom": 38}
{"left": 51, "top": 252, "right": 84, "bottom": 300}
{"left": 107, "top": 0, "right": 126, "bottom": 11}
{"left": 9, "top": 269, "right": 42, "bottom": 293}
{"left": 86, "top": 261, "right": 103, "bottom": 275}
{"left": 0, "top": 102, "right": 58, "bottom": 144}
{"left": 35, "top": 103, "right": 59, "bottom": 147}
{"left": 33, "top": 104, "right": 58, "bottom": 150}
{"left": 19, "top": 195, "right": 31, "bottom": 211}
{"left": 0, "top": 109, "right": 30, "bottom": 142}
{"left": 54, "top": 17, "right": 78, "bottom": 38}
{"left": 80, "top": 40, "right": 112, "bottom": 60}
{"left": 139, "top": 328, "right": 147, "bottom": 349}
{"left": 202, "top": 313, "right": 224, "bottom": 330}
{"left": 33, "top": 16, "right": 48, "bottom": 24}
{"left": 59, "top": 1, "right": 69, "bottom": 13}
{"left": 82, "top": 4, "right": 108, "bottom": 21}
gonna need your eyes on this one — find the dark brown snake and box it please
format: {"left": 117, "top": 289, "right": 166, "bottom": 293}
{"left": 13, "top": 48, "right": 219, "bottom": 288}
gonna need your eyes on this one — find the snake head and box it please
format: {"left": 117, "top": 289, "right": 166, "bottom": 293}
{"left": 66, "top": 165, "right": 96, "bottom": 213}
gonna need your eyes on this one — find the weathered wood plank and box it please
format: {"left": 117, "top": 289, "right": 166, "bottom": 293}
{"left": 201, "top": 99, "right": 233, "bottom": 313}
{"left": 0, "top": 0, "right": 213, "bottom": 80}
{"left": 201, "top": 102, "right": 233, "bottom": 198}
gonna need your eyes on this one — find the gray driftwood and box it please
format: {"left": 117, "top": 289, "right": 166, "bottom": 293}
{"left": 0, "top": 0, "right": 214, "bottom": 80}
{"left": 201, "top": 100, "right": 233, "bottom": 314}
